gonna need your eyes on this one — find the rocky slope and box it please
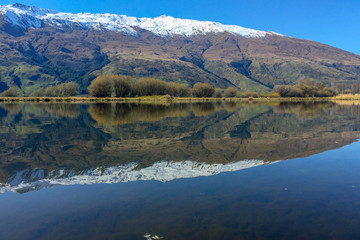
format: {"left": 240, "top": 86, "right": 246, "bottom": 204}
{"left": 1, "top": 3, "right": 360, "bottom": 94}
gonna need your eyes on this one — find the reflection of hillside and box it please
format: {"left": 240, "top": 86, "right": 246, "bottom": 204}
{"left": 88, "top": 103, "right": 191, "bottom": 126}
{"left": 192, "top": 103, "right": 223, "bottom": 117}
{"left": 89, "top": 102, "right": 360, "bottom": 166}
{"left": 0, "top": 103, "right": 23, "bottom": 115}
{"left": 203, "top": 104, "right": 271, "bottom": 139}
{"left": 0, "top": 104, "right": 51, "bottom": 135}
{"left": 1, "top": 102, "right": 360, "bottom": 191}
{"left": 0, "top": 103, "right": 81, "bottom": 135}
{"left": 43, "top": 104, "right": 80, "bottom": 119}
{"left": 272, "top": 102, "right": 336, "bottom": 118}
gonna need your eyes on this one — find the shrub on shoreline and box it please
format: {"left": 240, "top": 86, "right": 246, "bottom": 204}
{"left": 214, "top": 88, "right": 223, "bottom": 98}
{"left": 136, "top": 77, "right": 170, "bottom": 96}
{"left": 224, "top": 87, "right": 239, "bottom": 98}
{"left": 273, "top": 79, "right": 336, "bottom": 97}
{"left": 87, "top": 75, "right": 193, "bottom": 98}
{"left": 112, "top": 75, "right": 134, "bottom": 97}
{"left": 17, "top": 75, "right": 350, "bottom": 99}
{"left": 192, "top": 83, "right": 215, "bottom": 98}
{"left": 88, "top": 77, "right": 112, "bottom": 97}
{"left": 0, "top": 86, "right": 23, "bottom": 97}
{"left": 240, "top": 90, "right": 259, "bottom": 98}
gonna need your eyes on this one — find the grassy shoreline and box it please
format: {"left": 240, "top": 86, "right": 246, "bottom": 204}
{"left": 0, "top": 95, "right": 359, "bottom": 103}
{"left": 0, "top": 96, "right": 330, "bottom": 102}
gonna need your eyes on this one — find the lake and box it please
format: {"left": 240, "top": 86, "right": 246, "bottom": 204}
{"left": 0, "top": 101, "right": 360, "bottom": 240}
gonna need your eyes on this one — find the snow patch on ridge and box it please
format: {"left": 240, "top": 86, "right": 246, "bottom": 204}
{"left": 0, "top": 4, "right": 281, "bottom": 38}
{"left": 0, "top": 159, "right": 265, "bottom": 194}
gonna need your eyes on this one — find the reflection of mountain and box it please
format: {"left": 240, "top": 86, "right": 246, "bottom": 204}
{"left": 0, "top": 160, "right": 264, "bottom": 193}
{"left": 0, "top": 102, "right": 360, "bottom": 193}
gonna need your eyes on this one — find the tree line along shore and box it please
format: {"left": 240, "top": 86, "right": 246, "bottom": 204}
{"left": 1, "top": 75, "right": 360, "bottom": 101}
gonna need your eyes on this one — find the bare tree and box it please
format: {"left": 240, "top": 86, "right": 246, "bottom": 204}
{"left": 112, "top": 75, "right": 134, "bottom": 97}
{"left": 224, "top": 87, "right": 239, "bottom": 98}
{"left": 176, "top": 83, "right": 191, "bottom": 97}
{"left": 192, "top": 83, "right": 215, "bottom": 97}
{"left": 336, "top": 84, "right": 346, "bottom": 94}
{"left": 352, "top": 83, "right": 360, "bottom": 94}
{"left": 88, "top": 76, "right": 112, "bottom": 97}
{"left": 136, "top": 78, "right": 169, "bottom": 96}
{"left": 214, "top": 88, "right": 223, "bottom": 98}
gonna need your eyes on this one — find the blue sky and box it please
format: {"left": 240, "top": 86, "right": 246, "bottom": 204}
{"left": 2, "top": 0, "right": 360, "bottom": 54}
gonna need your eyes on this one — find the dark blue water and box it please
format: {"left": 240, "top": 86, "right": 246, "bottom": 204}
{"left": 0, "top": 102, "right": 359, "bottom": 239}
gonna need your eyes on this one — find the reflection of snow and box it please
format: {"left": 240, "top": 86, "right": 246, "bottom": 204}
{"left": 144, "top": 233, "right": 163, "bottom": 240}
{"left": 0, "top": 160, "right": 264, "bottom": 194}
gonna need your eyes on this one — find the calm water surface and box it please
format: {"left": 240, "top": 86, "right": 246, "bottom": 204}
{"left": 0, "top": 102, "right": 360, "bottom": 239}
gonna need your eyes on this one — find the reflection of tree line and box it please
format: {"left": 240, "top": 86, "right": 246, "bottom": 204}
{"left": 41, "top": 104, "right": 80, "bottom": 119}
{"left": 88, "top": 102, "right": 360, "bottom": 126}
{"left": 88, "top": 103, "right": 226, "bottom": 126}
{"left": 3, "top": 102, "right": 360, "bottom": 127}
{"left": 0, "top": 103, "right": 23, "bottom": 115}
{"left": 272, "top": 102, "right": 336, "bottom": 118}
{"left": 271, "top": 102, "right": 360, "bottom": 119}
{"left": 0, "top": 103, "right": 81, "bottom": 119}
{"left": 0, "top": 103, "right": 226, "bottom": 123}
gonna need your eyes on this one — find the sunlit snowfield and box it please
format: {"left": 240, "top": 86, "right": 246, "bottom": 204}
{"left": 0, "top": 102, "right": 360, "bottom": 239}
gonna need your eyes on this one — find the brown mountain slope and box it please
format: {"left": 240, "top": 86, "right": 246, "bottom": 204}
{"left": 1, "top": 15, "right": 360, "bottom": 95}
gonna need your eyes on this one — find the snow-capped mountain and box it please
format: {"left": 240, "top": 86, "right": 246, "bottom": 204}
{"left": 0, "top": 160, "right": 266, "bottom": 194}
{"left": 0, "top": 3, "right": 278, "bottom": 38}
{"left": 0, "top": 3, "right": 360, "bottom": 95}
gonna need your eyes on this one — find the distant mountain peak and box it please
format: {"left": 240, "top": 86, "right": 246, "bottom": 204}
{"left": 0, "top": 3, "right": 280, "bottom": 38}
{"left": 11, "top": 3, "right": 27, "bottom": 9}
{"left": 3, "top": 3, "right": 58, "bottom": 15}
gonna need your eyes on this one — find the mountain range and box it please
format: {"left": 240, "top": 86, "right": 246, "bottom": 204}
{"left": 1, "top": 3, "right": 360, "bottom": 94}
